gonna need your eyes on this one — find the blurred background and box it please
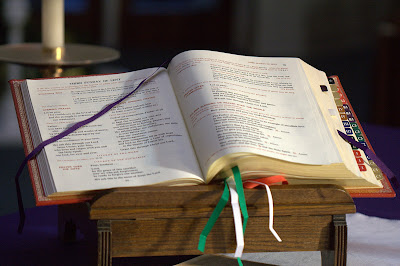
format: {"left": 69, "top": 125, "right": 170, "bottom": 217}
{"left": 0, "top": 0, "right": 399, "bottom": 215}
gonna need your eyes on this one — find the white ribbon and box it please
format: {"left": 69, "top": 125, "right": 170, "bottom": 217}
{"left": 226, "top": 178, "right": 282, "bottom": 259}
{"left": 226, "top": 177, "right": 245, "bottom": 258}
{"left": 244, "top": 180, "right": 282, "bottom": 242}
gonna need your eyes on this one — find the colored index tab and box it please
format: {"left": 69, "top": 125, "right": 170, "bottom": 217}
{"left": 350, "top": 122, "right": 359, "bottom": 128}
{"left": 337, "top": 106, "right": 345, "bottom": 113}
{"left": 345, "top": 111, "right": 353, "bottom": 117}
{"left": 342, "top": 121, "right": 350, "bottom": 127}
{"left": 330, "top": 84, "right": 338, "bottom": 91}
{"left": 345, "top": 128, "right": 353, "bottom": 135}
{"left": 332, "top": 91, "right": 341, "bottom": 99}
{"left": 335, "top": 99, "right": 344, "bottom": 106}
{"left": 337, "top": 130, "right": 398, "bottom": 189}
{"left": 356, "top": 135, "right": 365, "bottom": 142}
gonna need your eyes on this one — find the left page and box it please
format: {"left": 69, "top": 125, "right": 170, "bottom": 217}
{"left": 22, "top": 68, "right": 203, "bottom": 196}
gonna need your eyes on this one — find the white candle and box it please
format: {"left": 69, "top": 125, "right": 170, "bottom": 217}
{"left": 42, "top": 0, "right": 64, "bottom": 49}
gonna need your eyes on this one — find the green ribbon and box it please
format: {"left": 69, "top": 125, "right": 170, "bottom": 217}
{"left": 198, "top": 166, "right": 248, "bottom": 266}
{"left": 232, "top": 166, "right": 248, "bottom": 233}
{"left": 198, "top": 180, "right": 230, "bottom": 252}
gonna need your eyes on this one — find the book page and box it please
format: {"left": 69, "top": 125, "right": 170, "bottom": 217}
{"left": 300, "top": 61, "right": 363, "bottom": 178}
{"left": 23, "top": 68, "right": 203, "bottom": 194}
{"left": 168, "top": 50, "right": 342, "bottom": 177}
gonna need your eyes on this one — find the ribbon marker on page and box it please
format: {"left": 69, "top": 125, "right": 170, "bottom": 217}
{"left": 244, "top": 180, "right": 282, "bottom": 242}
{"left": 226, "top": 176, "right": 245, "bottom": 258}
{"left": 14, "top": 63, "right": 169, "bottom": 233}
{"left": 232, "top": 166, "right": 248, "bottom": 233}
{"left": 198, "top": 180, "right": 230, "bottom": 252}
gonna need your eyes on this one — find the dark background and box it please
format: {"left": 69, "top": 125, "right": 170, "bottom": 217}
{"left": 0, "top": 0, "right": 399, "bottom": 215}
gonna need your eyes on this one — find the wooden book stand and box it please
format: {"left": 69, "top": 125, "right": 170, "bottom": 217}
{"left": 79, "top": 184, "right": 355, "bottom": 266}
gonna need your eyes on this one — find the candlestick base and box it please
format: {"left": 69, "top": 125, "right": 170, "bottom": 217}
{"left": 0, "top": 43, "right": 119, "bottom": 68}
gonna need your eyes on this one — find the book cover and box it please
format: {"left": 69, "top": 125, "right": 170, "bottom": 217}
{"left": 10, "top": 71, "right": 395, "bottom": 205}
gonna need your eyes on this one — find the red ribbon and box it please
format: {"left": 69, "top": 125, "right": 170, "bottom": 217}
{"left": 243, "top": 175, "right": 288, "bottom": 189}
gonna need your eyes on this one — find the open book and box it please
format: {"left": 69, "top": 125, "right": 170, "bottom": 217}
{"left": 10, "top": 50, "right": 387, "bottom": 204}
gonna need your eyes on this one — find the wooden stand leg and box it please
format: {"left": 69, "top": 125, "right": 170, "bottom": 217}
{"left": 321, "top": 250, "right": 334, "bottom": 266}
{"left": 321, "top": 214, "right": 347, "bottom": 266}
{"left": 333, "top": 214, "right": 347, "bottom": 266}
{"left": 58, "top": 203, "right": 96, "bottom": 242}
{"left": 97, "top": 220, "right": 112, "bottom": 266}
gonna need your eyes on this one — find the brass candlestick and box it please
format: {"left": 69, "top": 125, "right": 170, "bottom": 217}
{"left": 0, "top": 43, "right": 120, "bottom": 78}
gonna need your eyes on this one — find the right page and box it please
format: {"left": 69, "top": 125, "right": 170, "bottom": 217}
{"left": 168, "top": 50, "right": 381, "bottom": 188}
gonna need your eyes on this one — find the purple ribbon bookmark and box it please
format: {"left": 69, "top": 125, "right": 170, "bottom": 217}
{"left": 337, "top": 130, "right": 398, "bottom": 190}
{"left": 15, "top": 62, "right": 169, "bottom": 233}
